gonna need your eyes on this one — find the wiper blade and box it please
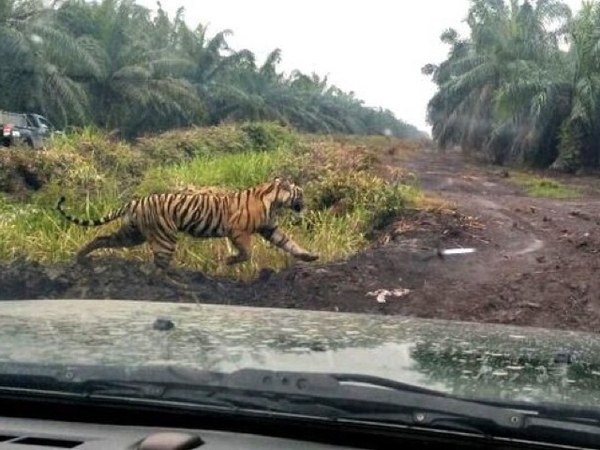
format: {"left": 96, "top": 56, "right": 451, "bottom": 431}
{"left": 0, "top": 363, "right": 353, "bottom": 416}
{"left": 223, "top": 369, "right": 528, "bottom": 428}
{"left": 0, "top": 364, "right": 291, "bottom": 412}
{"left": 210, "top": 369, "right": 600, "bottom": 448}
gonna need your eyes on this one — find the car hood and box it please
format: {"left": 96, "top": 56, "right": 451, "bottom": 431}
{"left": 1, "top": 299, "right": 599, "bottom": 407}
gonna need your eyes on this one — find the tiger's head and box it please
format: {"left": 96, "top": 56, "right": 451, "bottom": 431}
{"left": 262, "top": 177, "right": 305, "bottom": 214}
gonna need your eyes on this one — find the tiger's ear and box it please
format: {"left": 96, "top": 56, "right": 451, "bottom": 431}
{"left": 273, "top": 176, "right": 292, "bottom": 190}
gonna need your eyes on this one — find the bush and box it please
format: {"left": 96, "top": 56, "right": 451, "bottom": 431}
{"left": 240, "top": 121, "right": 298, "bottom": 151}
{"left": 307, "top": 171, "right": 420, "bottom": 236}
{"left": 137, "top": 121, "right": 298, "bottom": 165}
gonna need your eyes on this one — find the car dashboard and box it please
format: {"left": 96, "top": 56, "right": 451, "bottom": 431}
{"left": 0, "top": 416, "right": 347, "bottom": 450}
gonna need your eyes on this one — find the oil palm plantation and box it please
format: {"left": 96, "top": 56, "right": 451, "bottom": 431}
{"left": 0, "top": 0, "right": 422, "bottom": 139}
{"left": 423, "top": 0, "right": 577, "bottom": 168}
{"left": 0, "top": 0, "right": 102, "bottom": 125}
{"left": 56, "top": 0, "right": 203, "bottom": 137}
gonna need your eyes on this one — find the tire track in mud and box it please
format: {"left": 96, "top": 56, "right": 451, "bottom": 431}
{"left": 396, "top": 152, "right": 563, "bottom": 306}
{"left": 468, "top": 196, "right": 545, "bottom": 259}
{"left": 404, "top": 155, "right": 547, "bottom": 264}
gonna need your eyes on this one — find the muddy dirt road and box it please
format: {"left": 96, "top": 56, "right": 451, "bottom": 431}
{"left": 2, "top": 148, "right": 600, "bottom": 332}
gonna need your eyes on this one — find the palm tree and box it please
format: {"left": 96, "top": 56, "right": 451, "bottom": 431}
{"left": 170, "top": 13, "right": 255, "bottom": 125}
{"left": 0, "top": 0, "right": 101, "bottom": 125}
{"left": 57, "top": 0, "right": 202, "bottom": 137}
{"left": 549, "top": 1, "right": 600, "bottom": 172}
{"left": 423, "top": 0, "right": 571, "bottom": 165}
{"left": 207, "top": 49, "right": 298, "bottom": 123}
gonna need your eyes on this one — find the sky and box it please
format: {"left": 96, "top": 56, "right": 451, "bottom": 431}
{"left": 139, "top": 0, "right": 584, "bottom": 135}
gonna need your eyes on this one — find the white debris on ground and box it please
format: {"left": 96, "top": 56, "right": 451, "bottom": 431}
{"left": 366, "top": 288, "right": 411, "bottom": 303}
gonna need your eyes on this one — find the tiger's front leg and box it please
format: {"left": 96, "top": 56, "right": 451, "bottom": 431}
{"left": 258, "top": 226, "right": 319, "bottom": 262}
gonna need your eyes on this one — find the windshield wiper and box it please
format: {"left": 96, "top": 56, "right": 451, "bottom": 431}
{"left": 0, "top": 363, "right": 304, "bottom": 413}
{"left": 1, "top": 364, "right": 599, "bottom": 448}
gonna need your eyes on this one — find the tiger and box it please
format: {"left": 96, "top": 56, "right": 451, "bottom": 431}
{"left": 55, "top": 177, "right": 319, "bottom": 277}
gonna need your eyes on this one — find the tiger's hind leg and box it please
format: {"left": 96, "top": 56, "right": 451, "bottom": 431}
{"left": 259, "top": 226, "right": 319, "bottom": 262}
{"left": 146, "top": 232, "right": 185, "bottom": 287}
{"left": 76, "top": 223, "right": 146, "bottom": 263}
{"left": 224, "top": 231, "right": 252, "bottom": 265}
{"left": 147, "top": 235, "right": 219, "bottom": 293}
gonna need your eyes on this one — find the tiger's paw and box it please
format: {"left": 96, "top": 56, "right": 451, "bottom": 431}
{"left": 225, "top": 254, "right": 248, "bottom": 266}
{"left": 297, "top": 252, "right": 319, "bottom": 262}
{"left": 224, "top": 256, "right": 237, "bottom": 266}
{"left": 75, "top": 254, "right": 90, "bottom": 265}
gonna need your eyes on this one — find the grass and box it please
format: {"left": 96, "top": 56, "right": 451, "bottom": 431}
{"left": 135, "top": 149, "right": 287, "bottom": 195}
{"left": 0, "top": 122, "right": 438, "bottom": 280}
{"left": 512, "top": 173, "right": 581, "bottom": 199}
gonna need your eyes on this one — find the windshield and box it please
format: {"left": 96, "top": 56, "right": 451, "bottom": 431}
{"left": 0, "top": 0, "right": 598, "bottom": 442}
{"left": 35, "top": 115, "right": 53, "bottom": 129}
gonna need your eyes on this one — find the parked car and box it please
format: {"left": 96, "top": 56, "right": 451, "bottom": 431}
{"left": 1, "top": 110, "right": 57, "bottom": 149}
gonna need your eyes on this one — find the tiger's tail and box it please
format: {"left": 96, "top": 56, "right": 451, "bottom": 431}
{"left": 56, "top": 196, "right": 129, "bottom": 227}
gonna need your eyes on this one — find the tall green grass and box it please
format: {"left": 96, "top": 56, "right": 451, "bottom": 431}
{"left": 135, "top": 149, "right": 289, "bottom": 195}
{"left": 512, "top": 173, "right": 581, "bottom": 199}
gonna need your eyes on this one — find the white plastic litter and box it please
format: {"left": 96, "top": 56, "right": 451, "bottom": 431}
{"left": 366, "top": 288, "right": 411, "bottom": 304}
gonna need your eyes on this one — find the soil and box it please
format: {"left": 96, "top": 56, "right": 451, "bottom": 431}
{"left": 3, "top": 147, "right": 600, "bottom": 333}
